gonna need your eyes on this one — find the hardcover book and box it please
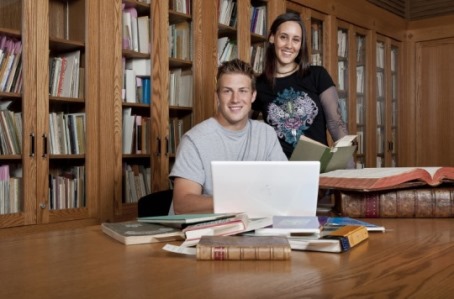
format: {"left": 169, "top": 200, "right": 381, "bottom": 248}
{"left": 290, "top": 135, "right": 357, "bottom": 173}
{"left": 181, "top": 214, "right": 272, "bottom": 246}
{"left": 320, "top": 167, "right": 454, "bottom": 191}
{"left": 322, "top": 225, "right": 369, "bottom": 249}
{"left": 253, "top": 216, "right": 321, "bottom": 236}
{"left": 137, "top": 213, "right": 239, "bottom": 227}
{"left": 101, "top": 221, "right": 184, "bottom": 245}
{"left": 322, "top": 216, "right": 385, "bottom": 232}
{"left": 196, "top": 236, "right": 291, "bottom": 261}
{"left": 334, "top": 186, "right": 454, "bottom": 218}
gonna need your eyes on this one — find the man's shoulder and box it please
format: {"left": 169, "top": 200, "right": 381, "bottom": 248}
{"left": 186, "top": 118, "right": 217, "bottom": 135}
{"left": 249, "top": 119, "right": 275, "bottom": 132}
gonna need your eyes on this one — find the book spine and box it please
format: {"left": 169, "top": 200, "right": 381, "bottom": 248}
{"left": 322, "top": 225, "right": 368, "bottom": 249}
{"left": 336, "top": 187, "right": 454, "bottom": 218}
{"left": 197, "top": 245, "right": 291, "bottom": 261}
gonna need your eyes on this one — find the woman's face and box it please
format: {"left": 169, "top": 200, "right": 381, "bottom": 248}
{"left": 269, "top": 21, "right": 302, "bottom": 67}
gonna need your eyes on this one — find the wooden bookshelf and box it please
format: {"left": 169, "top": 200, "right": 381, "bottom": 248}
{"left": 0, "top": 0, "right": 100, "bottom": 230}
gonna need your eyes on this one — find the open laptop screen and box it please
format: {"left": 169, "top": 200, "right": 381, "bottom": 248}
{"left": 212, "top": 161, "right": 320, "bottom": 218}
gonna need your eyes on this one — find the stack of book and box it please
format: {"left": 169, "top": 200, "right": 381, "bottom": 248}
{"left": 320, "top": 166, "right": 454, "bottom": 218}
{"left": 102, "top": 213, "right": 385, "bottom": 260}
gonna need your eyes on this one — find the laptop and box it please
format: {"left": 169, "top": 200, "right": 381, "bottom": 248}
{"left": 211, "top": 161, "right": 320, "bottom": 218}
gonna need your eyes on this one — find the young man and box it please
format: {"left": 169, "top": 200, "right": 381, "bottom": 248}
{"left": 170, "top": 59, "right": 287, "bottom": 214}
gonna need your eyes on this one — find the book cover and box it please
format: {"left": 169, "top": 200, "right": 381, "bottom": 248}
{"left": 290, "top": 135, "right": 357, "bottom": 173}
{"left": 254, "top": 216, "right": 321, "bottom": 236}
{"left": 322, "top": 216, "right": 385, "bottom": 232}
{"left": 182, "top": 213, "right": 249, "bottom": 243}
{"left": 322, "top": 225, "right": 369, "bottom": 249}
{"left": 181, "top": 215, "right": 273, "bottom": 247}
{"left": 335, "top": 186, "right": 454, "bottom": 218}
{"left": 137, "top": 213, "right": 239, "bottom": 226}
{"left": 320, "top": 167, "right": 454, "bottom": 191}
{"left": 196, "top": 235, "right": 291, "bottom": 261}
{"left": 101, "top": 221, "right": 184, "bottom": 245}
{"left": 287, "top": 237, "right": 344, "bottom": 253}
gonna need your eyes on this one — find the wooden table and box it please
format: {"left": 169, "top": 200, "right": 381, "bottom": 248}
{"left": 1, "top": 218, "right": 454, "bottom": 299}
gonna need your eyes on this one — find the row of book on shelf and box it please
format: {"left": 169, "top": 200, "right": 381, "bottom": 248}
{"left": 0, "top": 164, "right": 21, "bottom": 215}
{"left": 48, "top": 112, "right": 86, "bottom": 155}
{"left": 122, "top": 5, "right": 150, "bottom": 54}
{"left": 218, "top": 37, "right": 265, "bottom": 73}
{"left": 49, "top": 50, "right": 83, "bottom": 98}
{"left": 123, "top": 58, "right": 151, "bottom": 104}
{"left": 218, "top": 0, "right": 266, "bottom": 35}
{"left": 0, "top": 35, "right": 23, "bottom": 94}
{"left": 123, "top": 164, "right": 151, "bottom": 204}
{"left": 122, "top": 108, "right": 151, "bottom": 155}
{"left": 102, "top": 212, "right": 384, "bottom": 260}
{"left": 48, "top": 166, "right": 85, "bottom": 210}
{"left": 0, "top": 101, "right": 22, "bottom": 155}
{"left": 122, "top": 109, "right": 188, "bottom": 156}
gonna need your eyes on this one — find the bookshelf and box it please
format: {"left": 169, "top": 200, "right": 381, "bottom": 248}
{"left": 0, "top": 0, "right": 30, "bottom": 225}
{"left": 0, "top": 0, "right": 100, "bottom": 229}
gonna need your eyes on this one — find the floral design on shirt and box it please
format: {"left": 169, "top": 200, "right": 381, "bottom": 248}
{"left": 267, "top": 87, "right": 318, "bottom": 145}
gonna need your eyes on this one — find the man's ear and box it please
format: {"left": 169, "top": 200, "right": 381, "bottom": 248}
{"left": 251, "top": 90, "right": 257, "bottom": 103}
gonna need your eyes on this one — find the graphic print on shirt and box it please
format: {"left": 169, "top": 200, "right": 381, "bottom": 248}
{"left": 267, "top": 87, "right": 318, "bottom": 146}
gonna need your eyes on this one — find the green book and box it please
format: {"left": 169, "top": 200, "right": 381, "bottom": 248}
{"left": 137, "top": 213, "right": 239, "bottom": 226}
{"left": 290, "top": 135, "right": 357, "bottom": 173}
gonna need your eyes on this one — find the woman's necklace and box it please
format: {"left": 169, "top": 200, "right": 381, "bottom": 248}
{"left": 276, "top": 65, "right": 298, "bottom": 75}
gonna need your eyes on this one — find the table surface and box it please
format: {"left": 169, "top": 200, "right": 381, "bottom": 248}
{"left": 1, "top": 218, "right": 454, "bottom": 299}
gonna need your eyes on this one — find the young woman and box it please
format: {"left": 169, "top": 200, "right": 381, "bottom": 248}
{"left": 252, "top": 12, "right": 351, "bottom": 160}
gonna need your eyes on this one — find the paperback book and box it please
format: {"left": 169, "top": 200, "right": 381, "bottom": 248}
{"left": 101, "top": 221, "right": 184, "bottom": 245}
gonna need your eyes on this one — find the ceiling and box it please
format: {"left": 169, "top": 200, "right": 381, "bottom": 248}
{"left": 367, "top": 0, "right": 454, "bottom": 20}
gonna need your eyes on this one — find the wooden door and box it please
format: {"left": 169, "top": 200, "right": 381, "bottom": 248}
{"left": 415, "top": 38, "right": 454, "bottom": 166}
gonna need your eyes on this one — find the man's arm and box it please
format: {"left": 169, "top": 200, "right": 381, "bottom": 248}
{"left": 172, "top": 177, "right": 214, "bottom": 214}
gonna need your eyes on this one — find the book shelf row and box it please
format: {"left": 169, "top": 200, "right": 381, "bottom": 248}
{"left": 0, "top": 35, "right": 23, "bottom": 94}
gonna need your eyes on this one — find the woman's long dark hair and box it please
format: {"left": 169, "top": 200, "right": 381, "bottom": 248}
{"left": 263, "top": 12, "right": 310, "bottom": 86}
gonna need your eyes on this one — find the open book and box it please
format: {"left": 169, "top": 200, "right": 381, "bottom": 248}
{"left": 319, "top": 167, "right": 454, "bottom": 191}
{"left": 290, "top": 135, "right": 357, "bottom": 173}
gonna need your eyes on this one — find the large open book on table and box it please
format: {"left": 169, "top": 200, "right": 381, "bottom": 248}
{"left": 290, "top": 135, "right": 357, "bottom": 173}
{"left": 319, "top": 167, "right": 454, "bottom": 191}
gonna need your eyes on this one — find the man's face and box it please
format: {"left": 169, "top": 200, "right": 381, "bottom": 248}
{"left": 215, "top": 73, "right": 256, "bottom": 131}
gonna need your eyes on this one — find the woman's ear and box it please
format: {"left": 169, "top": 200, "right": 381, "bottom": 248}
{"left": 269, "top": 34, "right": 274, "bottom": 44}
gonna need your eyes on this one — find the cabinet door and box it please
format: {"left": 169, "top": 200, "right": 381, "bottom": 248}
{"left": 118, "top": 0, "right": 153, "bottom": 219}
{"left": 167, "top": 0, "right": 194, "bottom": 189}
{"left": 374, "top": 35, "right": 400, "bottom": 168}
{"left": 0, "top": 0, "right": 37, "bottom": 228}
{"left": 353, "top": 29, "right": 368, "bottom": 169}
{"left": 35, "top": 0, "right": 98, "bottom": 224}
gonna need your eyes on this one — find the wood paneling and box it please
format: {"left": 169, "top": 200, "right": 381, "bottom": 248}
{"left": 368, "top": 0, "right": 454, "bottom": 20}
{"left": 415, "top": 38, "right": 454, "bottom": 166}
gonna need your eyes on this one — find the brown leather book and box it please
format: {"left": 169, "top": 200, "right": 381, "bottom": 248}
{"left": 334, "top": 186, "right": 454, "bottom": 218}
{"left": 196, "top": 235, "right": 291, "bottom": 261}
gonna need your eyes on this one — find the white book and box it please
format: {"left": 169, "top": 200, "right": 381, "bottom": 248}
{"left": 122, "top": 108, "right": 135, "bottom": 154}
{"left": 124, "top": 69, "right": 136, "bottom": 103}
{"left": 137, "top": 16, "right": 150, "bottom": 54}
{"left": 125, "top": 59, "right": 150, "bottom": 76}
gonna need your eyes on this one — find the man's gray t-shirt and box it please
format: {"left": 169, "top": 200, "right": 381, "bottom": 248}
{"left": 169, "top": 117, "right": 287, "bottom": 196}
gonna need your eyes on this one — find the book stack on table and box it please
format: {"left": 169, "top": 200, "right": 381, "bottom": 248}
{"left": 102, "top": 213, "right": 385, "bottom": 260}
{"left": 319, "top": 167, "right": 454, "bottom": 218}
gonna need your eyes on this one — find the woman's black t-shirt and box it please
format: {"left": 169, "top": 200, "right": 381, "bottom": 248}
{"left": 252, "top": 66, "right": 335, "bottom": 158}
